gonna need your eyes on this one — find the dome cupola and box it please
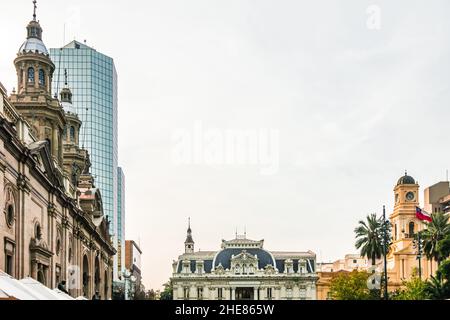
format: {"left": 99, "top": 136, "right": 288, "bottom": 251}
{"left": 397, "top": 171, "right": 416, "bottom": 186}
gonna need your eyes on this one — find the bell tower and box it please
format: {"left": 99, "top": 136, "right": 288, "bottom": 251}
{"left": 390, "top": 172, "right": 421, "bottom": 251}
{"left": 9, "top": 0, "right": 66, "bottom": 167}
{"left": 60, "top": 70, "right": 90, "bottom": 188}
{"left": 185, "top": 218, "right": 195, "bottom": 254}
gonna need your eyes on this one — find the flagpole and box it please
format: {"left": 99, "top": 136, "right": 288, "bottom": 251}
{"left": 383, "top": 205, "right": 389, "bottom": 300}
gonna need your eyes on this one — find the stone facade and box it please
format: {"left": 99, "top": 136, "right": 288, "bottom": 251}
{"left": 171, "top": 223, "right": 318, "bottom": 300}
{"left": 0, "top": 6, "right": 115, "bottom": 299}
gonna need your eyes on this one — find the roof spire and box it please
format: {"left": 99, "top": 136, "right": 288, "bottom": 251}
{"left": 405, "top": 170, "right": 408, "bottom": 176}
{"left": 33, "top": 0, "right": 37, "bottom": 21}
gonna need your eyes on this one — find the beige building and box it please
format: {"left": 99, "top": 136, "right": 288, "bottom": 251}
{"left": 387, "top": 173, "right": 437, "bottom": 290}
{"left": 424, "top": 181, "right": 450, "bottom": 214}
{"left": 317, "top": 254, "right": 373, "bottom": 273}
{"left": 316, "top": 254, "right": 381, "bottom": 299}
{"left": 0, "top": 5, "right": 115, "bottom": 299}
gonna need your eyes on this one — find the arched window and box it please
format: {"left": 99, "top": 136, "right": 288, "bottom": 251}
{"left": 35, "top": 223, "right": 42, "bottom": 240}
{"left": 38, "top": 69, "right": 45, "bottom": 85}
{"left": 70, "top": 126, "right": 75, "bottom": 141}
{"left": 28, "top": 67, "right": 35, "bottom": 83}
{"left": 235, "top": 264, "right": 241, "bottom": 274}
{"left": 4, "top": 187, "right": 16, "bottom": 228}
{"left": 409, "top": 222, "right": 415, "bottom": 237}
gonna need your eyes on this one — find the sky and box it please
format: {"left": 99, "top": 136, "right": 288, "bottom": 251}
{"left": 1, "top": 0, "right": 450, "bottom": 290}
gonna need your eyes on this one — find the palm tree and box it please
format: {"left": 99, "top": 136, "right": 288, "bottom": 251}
{"left": 424, "top": 274, "right": 448, "bottom": 300}
{"left": 355, "top": 213, "right": 388, "bottom": 267}
{"left": 421, "top": 212, "right": 450, "bottom": 267}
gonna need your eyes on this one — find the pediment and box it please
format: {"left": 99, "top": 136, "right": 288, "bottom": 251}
{"left": 27, "top": 140, "right": 63, "bottom": 188}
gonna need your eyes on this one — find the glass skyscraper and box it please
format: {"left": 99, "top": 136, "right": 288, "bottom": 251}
{"left": 117, "top": 167, "right": 126, "bottom": 276}
{"left": 50, "top": 40, "right": 122, "bottom": 279}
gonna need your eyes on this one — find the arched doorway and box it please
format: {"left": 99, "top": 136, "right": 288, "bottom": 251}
{"left": 104, "top": 270, "right": 108, "bottom": 299}
{"left": 82, "top": 255, "right": 90, "bottom": 298}
{"left": 94, "top": 257, "right": 101, "bottom": 299}
{"left": 37, "top": 269, "right": 45, "bottom": 285}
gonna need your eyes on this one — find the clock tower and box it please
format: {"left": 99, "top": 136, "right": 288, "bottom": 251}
{"left": 390, "top": 172, "right": 420, "bottom": 247}
{"left": 387, "top": 172, "right": 437, "bottom": 289}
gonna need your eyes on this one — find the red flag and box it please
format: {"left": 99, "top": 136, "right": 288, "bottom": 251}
{"left": 416, "top": 207, "right": 432, "bottom": 222}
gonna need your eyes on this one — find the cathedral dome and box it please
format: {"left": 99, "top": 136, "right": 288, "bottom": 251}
{"left": 397, "top": 173, "right": 416, "bottom": 185}
{"left": 18, "top": 37, "right": 49, "bottom": 56}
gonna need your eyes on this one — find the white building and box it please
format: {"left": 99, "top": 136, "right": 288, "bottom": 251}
{"left": 171, "top": 222, "right": 318, "bottom": 300}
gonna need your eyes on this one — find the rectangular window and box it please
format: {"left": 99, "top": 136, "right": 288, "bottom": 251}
{"left": 197, "top": 287, "right": 203, "bottom": 300}
{"left": 183, "top": 287, "right": 189, "bottom": 299}
{"left": 286, "top": 288, "right": 293, "bottom": 300}
{"left": 218, "top": 288, "right": 223, "bottom": 300}
{"left": 267, "top": 288, "right": 273, "bottom": 300}
{"left": 6, "top": 255, "right": 13, "bottom": 276}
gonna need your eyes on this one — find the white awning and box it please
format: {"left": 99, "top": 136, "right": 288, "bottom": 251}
{"left": 0, "top": 271, "right": 41, "bottom": 300}
{"left": 19, "top": 278, "right": 73, "bottom": 300}
{"left": 54, "top": 288, "right": 75, "bottom": 300}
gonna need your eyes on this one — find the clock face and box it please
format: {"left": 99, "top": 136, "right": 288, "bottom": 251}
{"left": 406, "top": 192, "right": 415, "bottom": 201}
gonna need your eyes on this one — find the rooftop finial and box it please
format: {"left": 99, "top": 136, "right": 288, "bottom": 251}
{"left": 33, "top": 0, "right": 37, "bottom": 21}
{"left": 405, "top": 170, "right": 408, "bottom": 176}
{"left": 188, "top": 217, "right": 191, "bottom": 230}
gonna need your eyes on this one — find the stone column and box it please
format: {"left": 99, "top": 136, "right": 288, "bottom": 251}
{"left": 254, "top": 287, "right": 259, "bottom": 300}
{"left": 189, "top": 285, "right": 197, "bottom": 300}
{"left": 203, "top": 286, "right": 210, "bottom": 300}
{"left": 231, "top": 287, "right": 236, "bottom": 300}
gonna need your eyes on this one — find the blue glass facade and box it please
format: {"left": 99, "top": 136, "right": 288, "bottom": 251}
{"left": 50, "top": 40, "right": 120, "bottom": 277}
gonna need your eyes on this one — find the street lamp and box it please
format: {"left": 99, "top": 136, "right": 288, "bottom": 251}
{"left": 412, "top": 232, "right": 423, "bottom": 280}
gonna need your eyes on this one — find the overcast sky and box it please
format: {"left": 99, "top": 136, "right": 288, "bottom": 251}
{"left": 1, "top": 0, "right": 450, "bottom": 290}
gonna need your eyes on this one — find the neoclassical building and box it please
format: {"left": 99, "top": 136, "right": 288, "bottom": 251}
{"left": 171, "top": 222, "right": 318, "bottom": 300}
{"left": 0, "top": 4, "right": 115, "bottom": 299}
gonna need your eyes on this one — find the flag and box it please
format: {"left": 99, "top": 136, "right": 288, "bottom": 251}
{"left": 416, "top": 207, "right": 432, "bottom": 222}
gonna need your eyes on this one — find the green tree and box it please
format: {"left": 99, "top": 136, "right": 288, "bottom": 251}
{"left": 437, "top": 234, "right": 450, "bottom": 260}
{"left": 329, "top": 270, "right": 372, "bottom": 300}
{"left": 421, "top": 212, "right": 450, "bottom": 267}
{"left": 147, "top": 289, "right": 157, "bottom": 300}
{"left": 160, "top": 281, "right": 173, "bottom": 300}
{"left": 424, "top": 260, "right": 450, "bottom": 300}
{"left": 391, "top": 276, "right": 430, "bottom": 300}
